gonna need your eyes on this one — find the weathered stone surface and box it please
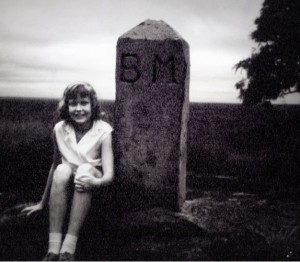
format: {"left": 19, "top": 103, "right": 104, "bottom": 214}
{"left": 114, "top": 20, "right": 190, "bottom": 211}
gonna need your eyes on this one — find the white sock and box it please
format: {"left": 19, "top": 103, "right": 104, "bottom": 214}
{"left": 60, "top": 234, "right": 78, "bottom": 255}
{"left": 48, "top": 233, "right": 63, "bottom": 254}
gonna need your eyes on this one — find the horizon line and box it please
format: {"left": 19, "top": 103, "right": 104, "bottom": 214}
{"left": 1, "top": 95, "right": 300, "bottom": 106}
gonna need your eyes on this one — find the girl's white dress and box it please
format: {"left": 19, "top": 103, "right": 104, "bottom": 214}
{"left": 54, "top": 120, "right": 113, "bottom": 172}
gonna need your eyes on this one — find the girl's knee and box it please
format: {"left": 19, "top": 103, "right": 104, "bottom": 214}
{"left": 76, "top": 163, "right": 101, "bottom": 178}
{"left": 53, "top": 164, "right": 73, "bottom": 185}
{"left": 77, "top": 163, "right": 94, "bottom": 174}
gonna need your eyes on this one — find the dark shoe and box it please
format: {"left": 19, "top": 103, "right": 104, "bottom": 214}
{"left": 59, "top": 252, "right": 75, "bottom": 261}
{"left": 42, "top": 252, "right": 59, "bottom": 261}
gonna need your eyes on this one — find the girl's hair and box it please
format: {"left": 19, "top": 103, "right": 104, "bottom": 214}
{"left": 58, "top": 81, "right": 101, "bottom": 123}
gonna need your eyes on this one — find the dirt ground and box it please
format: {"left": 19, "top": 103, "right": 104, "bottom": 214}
{"left": 0, "top": 174, "right": 299, "bottom": 261}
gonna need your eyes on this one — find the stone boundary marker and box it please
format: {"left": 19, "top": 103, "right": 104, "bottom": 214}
{"left": 114, "top": 19, "right": 190, "bottom": 211}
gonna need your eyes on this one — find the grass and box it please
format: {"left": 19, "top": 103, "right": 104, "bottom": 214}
{"left": 187, "top": 103, "right": 300, "bottom": 196}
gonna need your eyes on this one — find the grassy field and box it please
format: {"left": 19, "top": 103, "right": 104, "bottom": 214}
{"left": 187, "top": 102, "right": 300, "bottom": 198}
{"left": 0, "top": 97, "right": 299, "bottom": 201}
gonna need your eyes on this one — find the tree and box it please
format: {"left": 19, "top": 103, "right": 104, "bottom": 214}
{"left": 235, "top": 0, "right": 300, "bottom": 106}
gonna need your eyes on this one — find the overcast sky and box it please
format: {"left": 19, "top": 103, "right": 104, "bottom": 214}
{"left": 0, "top": 0, "right": 299, "bottom": 103}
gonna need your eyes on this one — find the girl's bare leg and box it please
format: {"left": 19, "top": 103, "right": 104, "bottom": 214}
{"left": 66, "top": 189, "right": 92, "bottom": 237}
{"left": 45, "top": 164, "right": 72, "bottom": 257}
{"left": 49, "top": 164, "right": 73, "bottom": 233}
{"left": 60, "top": 164, "right": 102, "bottom": 255}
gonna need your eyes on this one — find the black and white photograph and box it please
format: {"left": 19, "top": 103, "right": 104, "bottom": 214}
{"left": 0, "top": 0, "right": 299, "bottom": 260}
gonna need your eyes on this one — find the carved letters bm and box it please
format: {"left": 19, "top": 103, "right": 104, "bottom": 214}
{"left": 120, "top": 53, "right": 178, "bottom": 84}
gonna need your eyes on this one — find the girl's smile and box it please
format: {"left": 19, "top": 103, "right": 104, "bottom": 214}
{"left": 68, "top": 96, "right": 92, "bottom": 127}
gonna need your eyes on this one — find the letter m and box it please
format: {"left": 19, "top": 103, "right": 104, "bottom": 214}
{"left": 152, "top": 55, "right": 177, "bottom": 84}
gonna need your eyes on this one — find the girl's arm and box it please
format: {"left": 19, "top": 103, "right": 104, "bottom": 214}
{"left": 98, "top": 133, "right": 114, "bottom": 186}
{"left": 94, "top": 133, "right": 114, "bottom": 187}
{"left": 22, "top": 130, "right": 60, "bottom": 215}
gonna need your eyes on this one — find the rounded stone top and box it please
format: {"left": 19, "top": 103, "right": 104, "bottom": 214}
{"left": 119, "top": 19, "right": 184, "bottom": 40}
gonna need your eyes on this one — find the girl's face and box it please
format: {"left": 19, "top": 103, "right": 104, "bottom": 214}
{"left": 68, "top": 95, "right": 92, "bottom": 126}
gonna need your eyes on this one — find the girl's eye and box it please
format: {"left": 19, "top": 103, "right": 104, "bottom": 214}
{"left": 68, "top": 101, "right": 89, "bottom": 106}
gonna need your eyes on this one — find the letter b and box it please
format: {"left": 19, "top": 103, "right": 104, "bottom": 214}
{"left": 120, "top": 53, "right": 141, "bottom": 83}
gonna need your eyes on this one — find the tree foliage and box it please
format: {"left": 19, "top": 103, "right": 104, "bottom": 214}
{"left": 235, "top": 0, "right": 300, "bottom": 106}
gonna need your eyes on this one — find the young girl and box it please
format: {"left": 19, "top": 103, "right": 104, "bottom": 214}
{"left": 22, "top": 82, "right": 114, "bottom": 261}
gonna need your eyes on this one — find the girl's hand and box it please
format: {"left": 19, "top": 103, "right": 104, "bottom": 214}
{"left": 21, "top": 202, "right": 44, "bottom": 216}
{"left": 74, "top": 173, "right": 100, "bottom": 192}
